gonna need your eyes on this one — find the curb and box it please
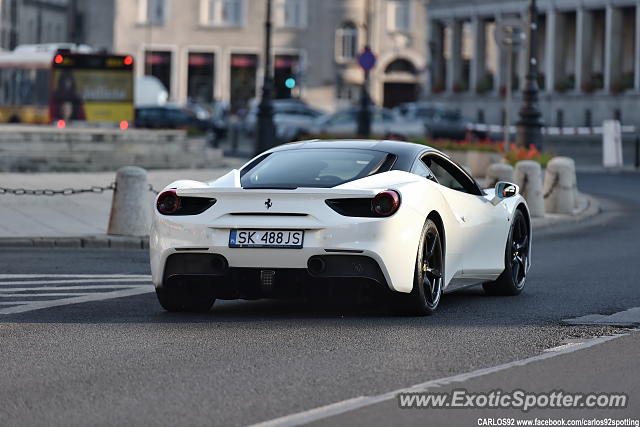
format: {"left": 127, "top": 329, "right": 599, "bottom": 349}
{"left": 0, "top": 235, "right": 149, "bottom": 250}
{"left": 0, "top": 194, "right": 602, "bottom": 250}
{"left": 531, "top": 193, "right": 601, "bottom": 231}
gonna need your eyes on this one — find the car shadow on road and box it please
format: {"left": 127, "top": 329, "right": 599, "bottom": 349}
{"left": 0, "top": 283, "right": 550, "bottom": 327}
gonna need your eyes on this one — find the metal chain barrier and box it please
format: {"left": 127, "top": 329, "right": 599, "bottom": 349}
{"left": 0, "top": 183, "right": 160, "bottom": 196}
{"left": 543, "top": 172, "right": 559, "bottom": 199}
{"left": 520, "top": 173, "right": 529, "bottom": 195}
{"left": 543, "top": 172, "right": 576, "bottom": 199}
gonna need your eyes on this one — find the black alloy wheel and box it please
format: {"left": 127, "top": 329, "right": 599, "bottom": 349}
{"left": 483, "top": 209, "right": 529, "bottom": 296}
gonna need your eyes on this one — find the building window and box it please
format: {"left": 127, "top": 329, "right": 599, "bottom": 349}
{"left": 275, "top": 0, "right": 307, "bottom": 29}
{"left": 229, "top": 53, "right": 258, "bottom": 112}
{"left": 188, "top": 52, "right": 215, "bottom": 104}
{"left": 338, "top": 85, "right": 359, "bottom": 102}
{"left": 143, "top": 0, "right": 167, "bottom": 25}
{"left": 387, "top": 0, "right": 411, "bottom": 32}
{"left": 203, "top": 0, "right": 244, "bottom": 27}
{"left": 145, "top": 50, "right": 173, "bottom": 96}
{"left": 336, "top": 22, "right": 358, "bottom": 62}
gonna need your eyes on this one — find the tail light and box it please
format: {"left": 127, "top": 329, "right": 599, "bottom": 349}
{"left": 326, "top": 190, "right": 401, "bottom": 218}
{"left": 119, "top": 120, "right": 129, "bottom": 130}
{"left": 156, "top": 190, "right": 216, "bottom": 216}
{"left": 372, "top": 190, "right": 401, "bottom": 217}
{"left": 157, "top": 190, "right": 180, "bottom": 215}
{"left": 56, "top": 120, "right": 66, "bottom": 129}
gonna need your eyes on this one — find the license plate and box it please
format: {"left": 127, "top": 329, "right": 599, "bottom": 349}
{"left": 229, "top": 230, "right": 304, "bottom": 249}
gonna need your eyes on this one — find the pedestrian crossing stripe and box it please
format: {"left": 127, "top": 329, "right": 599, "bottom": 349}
{"left": 0, "top": 274, "right": 153, "bottom": 315}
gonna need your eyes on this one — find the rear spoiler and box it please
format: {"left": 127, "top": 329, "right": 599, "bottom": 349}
{"left": 176, "top": 187, "right": 379, "bottom": 199}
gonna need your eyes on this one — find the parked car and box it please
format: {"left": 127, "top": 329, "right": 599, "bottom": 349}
{"left": 135, "top": 106, "right": 213, "bottom": 134}
{"left": 186, "top": 101, "right": 230, "bottom": 143}
{"left": 307, "top": 107, "right": 425, "bottom": 139}
{"left": 394, "top": 102, "right": 476, "bottom": 140}
{"left": 242, "top": 99, "right": 323, "bottom": 142}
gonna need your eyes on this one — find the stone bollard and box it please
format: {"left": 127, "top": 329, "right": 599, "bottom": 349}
{"left": 485, "top": 163, "right": 514, "bottom": 188}
{"left": 514, "top": 160, "right": 545, "bottom": 217}
{"left": 543, "top": 156, "right": 577, "bottom": 215}
{"left": 565, "top": 157, "right": 580, "bottom": 209}
{"left": 107, "top": 166, "right": 152, "bottom": 236}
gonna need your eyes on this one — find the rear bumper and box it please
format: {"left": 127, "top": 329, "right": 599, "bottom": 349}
{"left": 160, "top": 252, "right": 389, "bottom": 299}
{"left": 150, "top": 208, "right": 426, "bottom": 293}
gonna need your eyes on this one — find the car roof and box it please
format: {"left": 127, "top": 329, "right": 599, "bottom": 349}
{"left": 254, "top": 139, "right": 484, "bottom": 194}
{"left": 268, "top": 139, "right": 443, "bottom": 171}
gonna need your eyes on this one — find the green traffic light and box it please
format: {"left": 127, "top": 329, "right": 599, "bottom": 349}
{"left": 285, "top": 77, "right": 296, "bottom": 89}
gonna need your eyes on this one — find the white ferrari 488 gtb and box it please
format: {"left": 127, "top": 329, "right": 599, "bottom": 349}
{"left": 150, "top": 140, "right": 531, "bottom": 315}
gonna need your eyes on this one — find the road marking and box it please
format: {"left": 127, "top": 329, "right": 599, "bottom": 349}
{"left": 0, "top": 274, "right": 151, "bottom": 279}
{"left": 0, "top": 274, "right": 154, "bottom": 315}
{"left": 0, "top": 278, "right": 150, "bottom": 286}
{"left": 0, "top": 293, "right": 94, "bottom": 297}
{"left": 0, "top": 301, "right": 37, "bottom": 305}
{"left": 543, "top": 341, "right": 583, "bottom": 352}
{"left": 250, "top": 331, "right": 633, "bottom": 427}
{"left": 0, "top": 285, "right": 147, "bottom": 292}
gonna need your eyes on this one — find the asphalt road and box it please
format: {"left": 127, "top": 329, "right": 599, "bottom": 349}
{"left": 1, "top": 172, "right": 639, "bottom": 427}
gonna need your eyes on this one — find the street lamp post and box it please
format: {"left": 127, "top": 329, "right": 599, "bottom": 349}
{"left": 357, "top": 69, "right": 372, "bottom": 137}
{"left": 256, "top": 0, "right": 276, "bottom": 155}
{"left": 516, "top": 0, "right": 544, "bottom": 149}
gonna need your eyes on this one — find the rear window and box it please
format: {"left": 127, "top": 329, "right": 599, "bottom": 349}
{"left": 240, "top": 149, "right": 391, "bottom": 189}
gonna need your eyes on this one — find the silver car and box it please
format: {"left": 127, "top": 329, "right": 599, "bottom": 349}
{"left": 243, "top": 100, "right": 322, "bottom": 142}
{"left": 308, "top": 107, "right": 425, "bottom": 140}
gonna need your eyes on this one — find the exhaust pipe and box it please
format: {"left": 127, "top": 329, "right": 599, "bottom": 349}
{"left": 307, "top": 256, "right": 326, "bottom": 275}
{"left": 210, "top": 255, "right": 229, "bottom": 275}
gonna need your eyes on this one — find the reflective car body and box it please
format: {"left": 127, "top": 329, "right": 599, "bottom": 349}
{"left": 308, "top": 108, "right": 425, "bottom": 139}
{"left": 394, "top": 102, "right": 474, "bottom": 140}
{"left": 150, "top": 140, "right": 531, "bottom": 313}
{"left": 242, "top": 99, "right": 322, "bottom": 141}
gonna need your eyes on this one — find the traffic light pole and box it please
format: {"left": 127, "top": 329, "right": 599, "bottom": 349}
{"left": 358, "top": 1, "right": 373, "bottom": 139}
{"left": 357, "top": 70, "right": 371, "bottom": 137}
{"left": 256, "top": 0, "right": 276, "bottom": 155}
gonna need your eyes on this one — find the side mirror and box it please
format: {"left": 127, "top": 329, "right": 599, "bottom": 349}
{"left": 491, "top": 182, "right": 519, "bottom": 205}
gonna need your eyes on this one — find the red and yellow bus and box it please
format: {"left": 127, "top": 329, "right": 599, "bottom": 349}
{"left": 0, "top": 45, "right": 134, "bottom": 128}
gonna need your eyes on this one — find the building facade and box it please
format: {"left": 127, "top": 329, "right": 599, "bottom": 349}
{"left": 0, "top": 0, "right": 70, "bottom": 49}
{"left": 76, "top": 0, "right": 427, "bottom": 112}
{"left": 426, "top": 0, "right": 640, "bottom": 127}
{"left": 0, "top": 0, "right": 17, "bottom": 50}
{"left": 333, "top": 0, "right": 428, "bottom": 110}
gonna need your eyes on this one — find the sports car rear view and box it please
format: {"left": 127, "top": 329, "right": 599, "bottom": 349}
{"left": 150, "top": 139, "right": 531, "bottom": 315}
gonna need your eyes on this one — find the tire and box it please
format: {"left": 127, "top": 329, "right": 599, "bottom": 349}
{"left": 155, "top": 284, "right": 216, "bottom": 313}
{"left": 396, "top": 219, "right": 444, "bottom": 316}
{"left": 483, "top": 209, "right": 530, "bottom": 296}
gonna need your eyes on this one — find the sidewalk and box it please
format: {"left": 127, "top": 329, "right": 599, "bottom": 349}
{"left": 0, "top": 159, "right": 245, "bottom": 242}
{"left": 0, "top": 162, "right": 600, "bottom": 248}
